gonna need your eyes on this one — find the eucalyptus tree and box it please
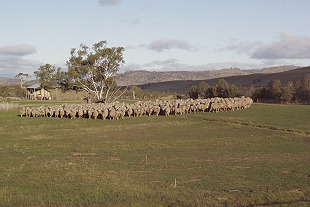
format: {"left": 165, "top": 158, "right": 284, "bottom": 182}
{"left": 15, "top": 72, "right": 31, "bottom": 88}
{"left": 34, "top": 64, "right": 60, "bottom": 90}
{"left": 189, "top": 85, "right": 198, "bottom": 99}
{"left": 198, "top": 81, "right": 209, "bottom": 98}
{"left": 66, "top": 40, "right": 125, "bottom": 103}
{"left": 270, "top": 79, "right": 282, "bottom": 102}
{"left": 215, "top": 79, "right": 230, "bottom": 98}
{"left": 295, "top": 74, "right": 310, "bottom": 103}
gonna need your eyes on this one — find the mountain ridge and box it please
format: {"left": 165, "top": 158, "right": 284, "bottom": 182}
{"left": 0, "top": 65, "right": 303, "bottom": 89}
{"left": 137, "top": 66, "right": 310, "bottom": 94}
{"left": 116, "top": 65, "right": 299, "bottom": 86}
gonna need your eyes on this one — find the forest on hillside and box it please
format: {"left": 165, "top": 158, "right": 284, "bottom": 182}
{"left": 188, "top": 73, "right": 310, "bottom": 104}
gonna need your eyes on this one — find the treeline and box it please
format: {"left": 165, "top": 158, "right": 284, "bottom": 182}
{"left": 188, "top": 79, "right": 252, "bottom": 99}
{"left": 119, "top": 86, "right": 173, "bottom": 100}
{"left": 188, "top": 74, "right": 310, "bottom": 104}
{"left": 252, "top": 74, "right": 310, "bottom": 104}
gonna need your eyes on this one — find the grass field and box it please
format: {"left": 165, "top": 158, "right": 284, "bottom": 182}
{"left": 0, "top": 103, "right": 309, "bottom": 206}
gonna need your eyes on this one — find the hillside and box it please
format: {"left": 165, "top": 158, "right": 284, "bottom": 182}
{"left": 0, "top": 65, "right": 300, "bottom": 86}
{"left": 0, "top": 65, "right": 306, "bottom": 94}
{"left": 0, "top": 77, "right": 20, "bottom": 85}
{"left": 138, "top": 66, "right": 310, "bottom": 94}
{"left": 116, "top": 65, "right": 299, "bottom": 86}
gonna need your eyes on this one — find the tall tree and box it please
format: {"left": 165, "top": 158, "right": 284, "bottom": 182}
{"left": 252, "top": 87, "right": 272, "bottom": 102}
{"left": 66, "top": 40, "right": 125, "bottom": 103}
{"left": 189, "top": 85, "right": 198, "bottom": 99}
{"left": 296, "top": 74, "right": 310, "bottom": 103}
{"left": 34, "top": 64, "right": 60, "bottom": 90}
{"left": 228, "top": 84, "right": 241, "bottom": 98}
{"left": 270, "top": 79, "right": 282, "bottom": 103}
{"left": 206, "top": 86, "right": 218, "bottom": 98}
{"left": 15, "top": 72, "right": 31, "bottom": 88}
{"left": 198, "top": 81, "right": 209, "bottom": 98}
{"left": 280, "top": 82, "right": 294, "bottom": 103}
{"left": 216, "top": 79, "right": 230, "bottom": 98}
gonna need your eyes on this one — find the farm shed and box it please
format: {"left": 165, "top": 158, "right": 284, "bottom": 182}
{"left": 26, "top": 84, "right": 51, "bottom": 100}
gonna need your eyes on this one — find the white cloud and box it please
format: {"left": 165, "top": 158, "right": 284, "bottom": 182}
{"left": 0, "top": 44, "right": 37, "bottom": 56}
{"left": 252, "top": 33, "right": 310, "bottom": 59}
{"left": 224, "top": 41, "right": 262, "bottom": 54}
{"left": 147, "top": 39, "right": 195, "bottom": 52}
{"left": 0, "top": 56, "right": 43, "bottom": 77}
{"left": 99, "top": 0, "right": 122, "bottom": 6}
{"left": 0, "top": 44, "right": 42, "bottom": 77}
{"left": 225, "top": 33, "right": 310, "bottom": 60}
{"left": 127, "top": 39, "right": 198, "bottom": 52}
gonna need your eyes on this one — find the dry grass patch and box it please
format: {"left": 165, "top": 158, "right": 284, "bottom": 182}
{"left": 0, "top": 102, "right": 20, "bottom": 111}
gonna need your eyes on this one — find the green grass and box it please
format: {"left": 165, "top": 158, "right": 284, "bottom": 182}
{"left": 0, "top": 103, "right": 309, "bottom": 206}
{"left": 199, "top": 104, "right": 310, "bottom": 135}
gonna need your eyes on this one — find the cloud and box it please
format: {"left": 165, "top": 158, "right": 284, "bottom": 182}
{"left": 0, "top": 44, "right": 37, "bottom": 56}
{"left": 0, "top": 44, "right": 42, "bottom": 77}
{"left": 147, "top": 39, "right": 195, "bottom": 52}
{"left": 99, "top": 0, "right": 122, "bottom": 6}
{"left": 225, "top": 33, "right": 310, "bottom": 60}
{"left": 127, "top": 39, "right": 198, "bottom": 52}
{"left": 0, "top": 56, "right": 43, "bottom": 77}
{"left": 252, "top": 33, "right": 310, "bottom": 59}
{"left": 224, "top": 41, "right": 262, "bottom": 54}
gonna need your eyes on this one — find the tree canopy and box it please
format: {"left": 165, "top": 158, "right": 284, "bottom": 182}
{"left": 66, "top": 40, "right": 125, "bottom": 103}
{"left": 15, "top": 72, "right": 31, "bottom": 88}
{"left": 34, "top": 40, "right": 126, "bottom": 103}
{"left": 34, "top": 64, "right": 60, "bottom": 90}
{"left": 189, "top": 79, "right": 241, "bottom": 99}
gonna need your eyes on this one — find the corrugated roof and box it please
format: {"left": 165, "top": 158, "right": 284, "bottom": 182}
{"left": 27, "top": 83, "right": 41, "bottom": 89}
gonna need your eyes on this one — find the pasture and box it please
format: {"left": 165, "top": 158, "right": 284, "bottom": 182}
{"left": 0, "top": 102, "right": 309, "bottom": 206}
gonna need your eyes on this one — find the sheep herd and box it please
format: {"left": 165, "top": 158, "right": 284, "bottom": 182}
{"left": 20, "top": 97, "right": 253, "bottom": 120}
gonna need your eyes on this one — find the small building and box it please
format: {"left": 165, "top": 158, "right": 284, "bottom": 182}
{"left": 26, "top": 84, "right": 51, "bottom": 100}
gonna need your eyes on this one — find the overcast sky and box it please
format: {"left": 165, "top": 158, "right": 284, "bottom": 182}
{"left": 1, "top": 0, "right": 310, "bottom": 77}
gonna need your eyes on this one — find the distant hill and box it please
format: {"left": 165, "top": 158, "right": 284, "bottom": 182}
{"left": 116, "top": 65, "right": 299, "bottom": 86}
{"left": 1, "top": 65, "right": 307, "bottom": 95}
{"left": 0, "top": 65, "right": 300, "bottom": 86}
{"left": 0, "top": 77, "right": 38, "bottom": 86}
{"left": 137, "top": 66, "right": 310, "bottom": 94}
{"left": 0, "top": 77, "right": 20, "bottom": 85}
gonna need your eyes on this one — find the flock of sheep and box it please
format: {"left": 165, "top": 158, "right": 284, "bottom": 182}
{"left": 20, "top": 97, "right": 253, "bottom": 120}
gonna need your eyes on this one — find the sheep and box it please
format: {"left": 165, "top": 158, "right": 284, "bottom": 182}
{"left": 146, "top": 106, "right": 153, "bottom": 116}
{"left": 108, "top": 108, "right": 117, "bottom": 120}
{"left": 98, "top": 108, "right": 109, "bottom": 120}
{"left": 162, "top": 106, "right": 171, "bottom": 116}
{"left": 92, "top": 110, "right": 99, "bottom": 120}
{"left": 67, "top": 110, "right": 76, "bottom": 119}
{"left": 77, "top": 108, "right": 84, "bottom": 118}
{"left": 21, "top": 97, "right": 253, "bottom": 120}
{"left": 59, "top": 109, "right": 65, "bottom": 118}
{"left": 20, "top": 107, "right": 25, "bottom": 117}
{"left": 152, "top": 105, "right": 161, "bottom": 116}
{"left": 125, "top": 106, "right": 133, "bottom": 117}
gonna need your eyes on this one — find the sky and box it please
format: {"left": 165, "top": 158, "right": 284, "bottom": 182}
{"left": 1, "top": 0, "right": 310, "bottom": 77}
